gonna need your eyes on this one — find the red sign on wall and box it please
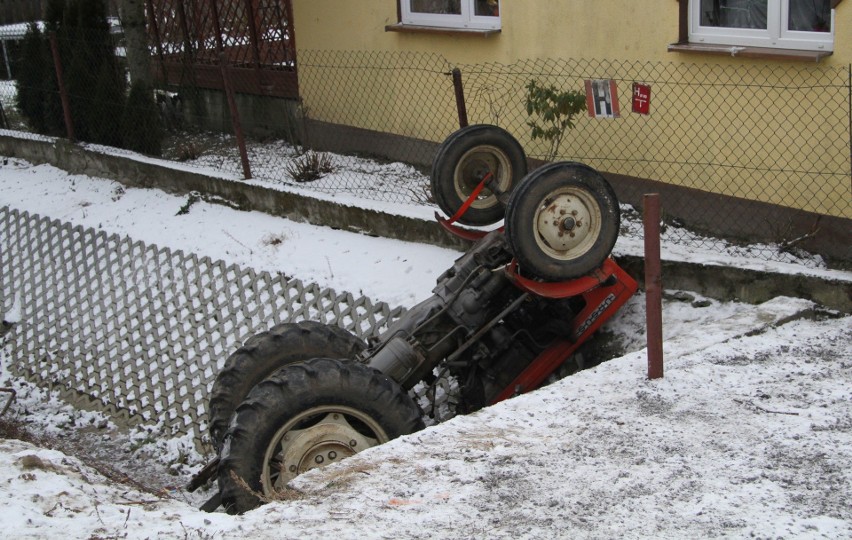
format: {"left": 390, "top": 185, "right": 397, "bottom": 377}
{"left": 632, "top": 83, "right": 651, "bottom": 115}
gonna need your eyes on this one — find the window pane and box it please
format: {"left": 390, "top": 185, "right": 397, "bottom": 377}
{"left": 788, "top": 0, "right": 831, "bottom": 32}
{"left": 410, "top": 0, "right": 461, "bottom": 15}
{"left": 474, "top": 0, "right": 499, "bottom": 17}
{"left": 699, "top": 0, "right": 768, "bottom": 29}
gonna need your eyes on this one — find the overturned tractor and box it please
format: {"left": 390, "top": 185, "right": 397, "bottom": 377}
{"left": 189, "top": 125, "right": 637, "bottom": 514}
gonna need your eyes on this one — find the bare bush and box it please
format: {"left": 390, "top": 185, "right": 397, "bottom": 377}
{"left": 284, "top": 151, "right": 335, "bottom": 183}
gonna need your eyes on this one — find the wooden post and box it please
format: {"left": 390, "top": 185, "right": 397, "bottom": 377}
{"left": 220, "top": 55, "right": 252, "bottom": 180}
{"left": 48, "top": 32, "right": 75, "bottom": 142}
{"left": 644, "top": 193, "right": 664, "bottom": 379}
{"left": 452, "top": 68, "right": 468, "bottom": 129}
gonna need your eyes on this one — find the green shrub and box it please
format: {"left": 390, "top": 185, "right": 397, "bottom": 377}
{"left": 525, "top": 80, "right": 587, "bottom": 162}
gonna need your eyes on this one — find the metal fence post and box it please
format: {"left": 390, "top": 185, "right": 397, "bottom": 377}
{"left": 145, "top": 0, "right": 169, "bottom": 85}
{"left": 243, "top": 0, "right": 263, "bottom": 69}
{"left": 452, "top": 68, "right": 468, "bottom": 129}
{"left": 220, "top": 54, "right": 252, "bottom": 180}
{"left": 644, "top": 193, "right": 664, "bottom": 379}
{"left": 48, "top": 32, "right": 75, "bottom": 142}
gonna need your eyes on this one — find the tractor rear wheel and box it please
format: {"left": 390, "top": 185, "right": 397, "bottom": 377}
{"left": 217, "top": 357, "right": 423, "bottom": 514}
{"left": 208, "top": 321, "right": 365, "bottom": 451}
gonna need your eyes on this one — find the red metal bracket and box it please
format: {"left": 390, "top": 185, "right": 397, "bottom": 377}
{"left": 435, "top": 172, "right": 503, "bottom": 241}
{"left": 436, "top": 214, "right": 501, "bottom": 241}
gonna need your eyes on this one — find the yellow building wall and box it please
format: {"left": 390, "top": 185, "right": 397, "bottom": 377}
{"left": 292, "top": 1, "right": 850, "bottom": 66}
{"left": 290, "top": 1, "right": 851, "bottom": 218}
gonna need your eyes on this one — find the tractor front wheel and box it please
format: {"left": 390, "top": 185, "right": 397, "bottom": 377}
{"left": 505, "top": 162, "right": 620, "bottom": 280}
{"left": 431, "top": 124, "right": 527, "bottom": 226}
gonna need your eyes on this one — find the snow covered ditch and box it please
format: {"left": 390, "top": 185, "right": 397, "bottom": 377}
{"left": 2, "top": 306, "right": 849, "bottom": 538}
{"left": 0, "top": 156, "right": 850, "bottom": 538}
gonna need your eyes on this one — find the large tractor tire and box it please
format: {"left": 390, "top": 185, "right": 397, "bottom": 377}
{"left": 431, "top": 124, "right": 527, "bottom": 226}
{"left": 505, "top": 162, "right": 620, "bottom": 281}
{"left": 208, "top": 321, "right": 365, "bottom": 451}
{"left": 217, "top": 357, "right": 423, "bottom": 514}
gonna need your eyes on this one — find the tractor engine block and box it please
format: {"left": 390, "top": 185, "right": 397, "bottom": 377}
{"left": 364, "top": 231, "right": 581, "bottom": 409}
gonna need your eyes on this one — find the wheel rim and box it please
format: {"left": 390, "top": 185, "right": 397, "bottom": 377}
{"left": 453, "top": 145, "right": 513, "bottom": 209}
{"left": 533, "top": 186, "right": 603, "bottom": 261}
{"left": 261, "top": 405, "right": 388, "bottom": 493}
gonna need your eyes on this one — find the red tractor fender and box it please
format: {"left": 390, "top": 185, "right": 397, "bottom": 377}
{"left": 492, "top": 258, "right": 638, "bottom": 404}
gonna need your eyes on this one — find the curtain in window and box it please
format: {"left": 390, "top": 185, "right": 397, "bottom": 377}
{"left": 410, "top": 0, "right": 461, "bottom": 14}
{"left": 700, "top": 0, "right": 768, "bottom": 29}
{"left": 789, "top": 0, "right": 831, "bottom": 31}
{"left": 474, "top": 0, "right": 499, "bottom": 16}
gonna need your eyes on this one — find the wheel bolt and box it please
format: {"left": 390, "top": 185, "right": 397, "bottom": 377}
{"left": 315, "top": 455, "right": 324, "bottom": 464}
{"left": 328, "top": 451, "right": 337, "bottom": 460}
{"left": 349, "top": 439, "right": 357, "bottom": 447}
{"left": 289, "top": 465, "right": 297, "bottom": 472}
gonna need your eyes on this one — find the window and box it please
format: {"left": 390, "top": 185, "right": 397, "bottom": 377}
{"left": 689, "top": 0, "right": 835, "bottom": 51}
{"left": 400, "top": 0, "right": 501, "bottom": 30}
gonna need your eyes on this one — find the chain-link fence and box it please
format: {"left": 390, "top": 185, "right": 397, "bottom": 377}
{"left": 460, "top": 58, "right": 851, "bottom": 263}
{"left": 461, "top": 58, "right": 850, "bottom": 214}
{"left": 0, "top": 16, "right": 849, "bottom": 263}
{"left": 0, "top": 205, "right": 404, "bottom": 446}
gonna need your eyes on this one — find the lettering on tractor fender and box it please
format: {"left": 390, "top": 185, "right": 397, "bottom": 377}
{"left": 576, "top": 293, "right": 617, "bottom": 337}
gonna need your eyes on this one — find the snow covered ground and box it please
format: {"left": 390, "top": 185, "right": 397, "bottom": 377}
{"left": 0, "top": 157, "right": 460, "bottom": 308}
{"left": 1, "top": 157, "right": 850, "bottom": 539}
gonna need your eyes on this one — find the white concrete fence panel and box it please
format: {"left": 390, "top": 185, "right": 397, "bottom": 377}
{"left": 0, "top": 205, "right": 404, "bottom": 446}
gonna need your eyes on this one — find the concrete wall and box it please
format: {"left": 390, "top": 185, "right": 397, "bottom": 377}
{"left": 179, "top": 87, "right": 303, "bottom": 141}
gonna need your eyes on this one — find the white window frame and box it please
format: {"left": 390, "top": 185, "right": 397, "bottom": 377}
{"left": 400, "top": 1, "right": 501, "bottom": 30}
{"left": 689, "top": 1, "right": 834, "bottom": 52}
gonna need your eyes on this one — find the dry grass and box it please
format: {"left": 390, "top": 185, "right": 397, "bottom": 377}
{"left": 229, "top": 470, "right": 304, "bottom": 503}
{"left": 0, "top": 415, "right": 32, "bottom": 442}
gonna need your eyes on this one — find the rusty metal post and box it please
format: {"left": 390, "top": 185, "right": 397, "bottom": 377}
{"left": 220, "top": 54, "right": 252, "bottom": 180}
{"left": 145, "top": 0, "right": 169, "bottom": 85}
{"left": 210, "top": 0, "right": 225, "bottom": 54}
{"left": 644, "top": 193, "right": 664, "bottom": 379}
{"left": 452, "top": 68, "right": 468, "bottom": 129}
{"left": 244, "top": 0, "right": 263, "bottom": 68}
{"left": 48, "top": 32, "right": 75, "bottom": 142}
{"left": 176, "top": 0, "right": 194, "bottom": 59}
